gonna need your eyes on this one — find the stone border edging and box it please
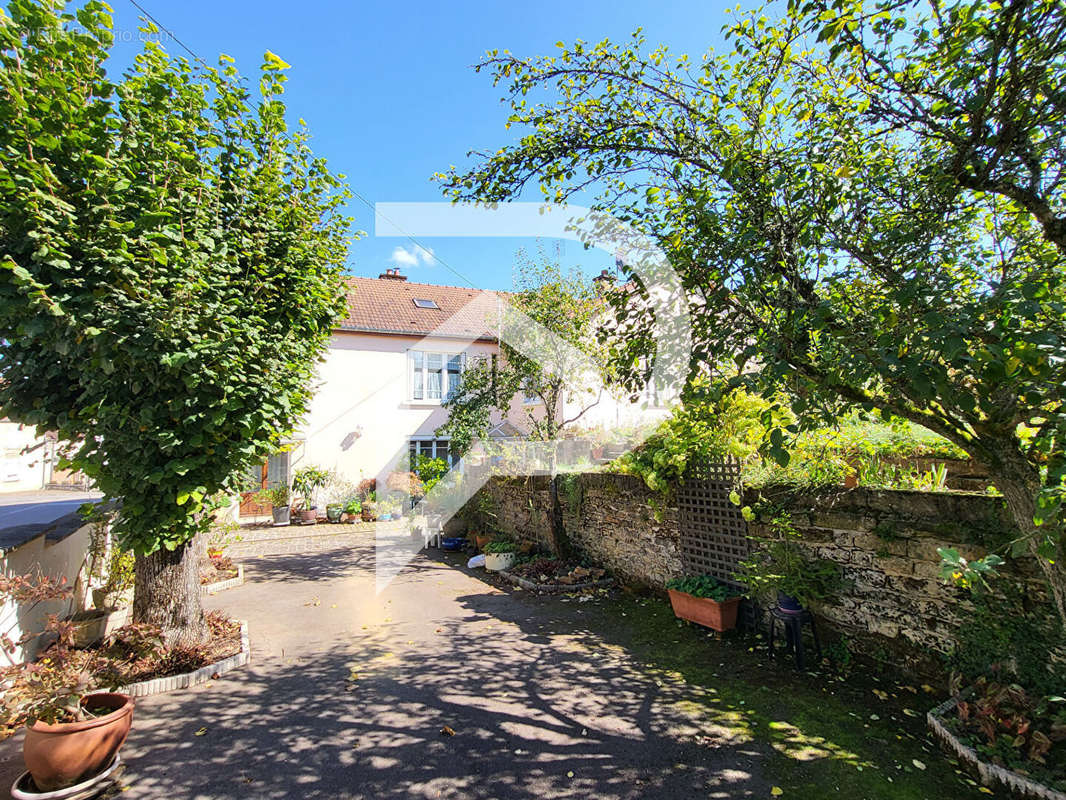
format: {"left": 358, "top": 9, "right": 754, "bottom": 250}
{"left": 928, "top": 692, "right": 1066, "bottom": 800}
{"left": 120, "top": 620, "right": 249, "bottom": 698}
{"left": 498, "top": 569, "right": 614, "bottom": 594}
{"left": 201, "top": 564, "right": 244, "bottom": 595}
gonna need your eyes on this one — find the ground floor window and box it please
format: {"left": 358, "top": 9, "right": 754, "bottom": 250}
{"left": 409, "top": 437, "right": 458, "bottom": 468}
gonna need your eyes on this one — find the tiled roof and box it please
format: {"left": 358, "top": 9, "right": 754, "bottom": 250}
{"left": 340, "top": 276, "right": 502, "bottom": 341}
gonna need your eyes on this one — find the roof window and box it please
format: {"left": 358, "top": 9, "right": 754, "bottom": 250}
{"left": 412, "top": 298, "right": 439, "bottom": 309}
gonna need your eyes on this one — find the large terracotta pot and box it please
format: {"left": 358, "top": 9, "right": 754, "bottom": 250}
{"left": 474, "top": 533, "right": 493, "bottom": 551}
{"left": 23, "top": 693, "right": 134, "bottom": 791}
{"left": 298, "top": 507, "right": 317, "bottom": 525}
{"left": 667, "top": 589, "right": 742, "bottom": 633}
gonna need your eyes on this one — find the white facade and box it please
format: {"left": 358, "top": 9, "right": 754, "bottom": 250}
{"left": 0, "top": 421, "right": 47, "bottom": 493}
{"left": 296, "top": 331, "right": 500, "bottom": 484}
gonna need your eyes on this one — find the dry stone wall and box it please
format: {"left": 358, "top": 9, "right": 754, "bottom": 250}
{"left": 468, "top": 473, "right": 1052, "bottom": 674}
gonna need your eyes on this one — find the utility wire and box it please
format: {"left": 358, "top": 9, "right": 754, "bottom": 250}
{"left": 126, "top": 0, "right": 479, "bottom": 290}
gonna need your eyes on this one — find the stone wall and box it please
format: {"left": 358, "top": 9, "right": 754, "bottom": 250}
{"left": 469, "top": 473, "right": 1054, "bottom": 675}
{"left": 470, "top": 474, "right": 683, "bottom": 589}
{"left": 745, "top": 486, "right": 1049, "bottom": 670}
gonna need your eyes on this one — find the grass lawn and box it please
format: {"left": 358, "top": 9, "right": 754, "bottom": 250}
{"left": 585, "top": 591, "right": 992, "bottom": 800}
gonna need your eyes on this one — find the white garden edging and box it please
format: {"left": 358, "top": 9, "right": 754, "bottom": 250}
{"left": 120, "top": 620, "right": 249, "bottom": 698}
{"left": 928, "top": 692, "right": 1066, "bottom": 800}
{"left": 200, "top": 564, "right": 245, "bottom": 594}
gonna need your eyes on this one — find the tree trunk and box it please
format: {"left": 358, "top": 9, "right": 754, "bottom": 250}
{"left": 548, "top": 474, "right": 573, "bottom": 560}
{"left": 133, "top": 536, "right": 208, "bottom": 647}
{"left": 986, "top": 448, "right": 1066, "bottom": 629}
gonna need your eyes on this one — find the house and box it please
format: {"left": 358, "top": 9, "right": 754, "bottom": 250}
{"left": 238, "top": 270, "right": 508, "bottom": 512}
{"left": 0, "top": 422, "right": 88, "bottom": 493}
{"left": 237, "top": 267, "right": 668, "bottom": 514}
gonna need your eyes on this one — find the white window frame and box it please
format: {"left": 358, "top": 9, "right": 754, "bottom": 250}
{"left": 409, "top": 437, "right": 459, "bottom": 468}
{"left": 407, "top": 349, "right": 465, "bottom": 404}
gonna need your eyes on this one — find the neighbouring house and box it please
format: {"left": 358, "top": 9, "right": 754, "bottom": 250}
{"left": 237, "top": 269, "right": 507, "bottom": 515}
{"left": 236, "top": 267, "right": 667, "bottom": 517}
{"left": 0, "top": 421, "right": 89, "bottom": 493}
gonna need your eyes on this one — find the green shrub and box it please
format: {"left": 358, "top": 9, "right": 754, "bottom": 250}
{"left": 483, "top": 539, "right": 517, "bottom": 554}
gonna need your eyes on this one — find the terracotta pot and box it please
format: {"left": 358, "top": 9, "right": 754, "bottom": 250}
{"left": 298, "top": 507, "right": 317, "bottom": 524}
{"left": 474, "top": 533, "right": 493, "bottom": 551}
{"left": 23, "top": 693, "right": 134, "bottom": 792}
{"left": 667, "top": 589, "right": 742, "bottom": 633}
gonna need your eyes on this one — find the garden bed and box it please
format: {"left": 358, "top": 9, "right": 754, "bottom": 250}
{"left": 0, "top": 612, "right": 247, "bottom": 737}
{"left": 928, "top": 688, "right": 1066, "bottom": 800}
{"left": 201, "top": 563, "right": 244, "bottom": 594}
{"left": 499, "top": 557, "right": 614, "bottom": 593}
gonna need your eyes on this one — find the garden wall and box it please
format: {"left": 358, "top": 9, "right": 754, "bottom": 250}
{"left": 468, "top": 473, "right": 1056, "bottom": 676}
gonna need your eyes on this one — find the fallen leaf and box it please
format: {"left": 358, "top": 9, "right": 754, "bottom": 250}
{"left": 440, "top": 725, "right": 456, "bottom": 736}
{"left": 566, "top": 771, "right": 574, "bottom": 778}
{"left": 771, "top": 788, "right": 784, "bottom": 797}
{"left": 912, "top": 759, "right": 926, "bottom": 770}
{"left": 194, "top": 727, "right": 207, "bottom": 736}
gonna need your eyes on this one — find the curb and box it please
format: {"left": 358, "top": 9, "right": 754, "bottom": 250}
{"left": 201, "top": 564, "right": 245, "bottom": 595}
{"left": 927, "top": 692, "right": 1066, "bottom": 800}
{"left": 120, "top": 620, "right": 249, "bottom": 698}
{"left": 498, "top": 569, "right": 614, "bottom": 594}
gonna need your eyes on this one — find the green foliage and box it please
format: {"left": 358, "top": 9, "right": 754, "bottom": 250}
{"left": 615, "top": 382, "right": 771, "bottom": 495}
{"left": 291, "top": 465, "right": 331, "bottom": 508}
{"left": 257, "top": 483, "right": 290, "bottom": 508}
{"left": 947, "top": 585, "right": 1065, "bottom": 698}
{"left": 440, "top": 0, "right": 1066, "bottom": 620}
{"left": 666, "top": 575, "right": 740, "bottom": 602}
{"left": 483, "top": 538, "right": 517, "bottom": 553}
{"left": 0, "top": 0, "right": 352, "bottom": 556}
{"left": 557, "top": 471, "right": 583, "bottom": 516}
{"left": 736, "top": 508, "right": 844, "bottom": 608}
{"left": 408, "top": 453, "right": 449, "bottom": 493}
{"left": 937, "top": 547, "right": 1005, "bottom": 593}
{"left": 343, "top": 497, "right": 362, "bottom": 515}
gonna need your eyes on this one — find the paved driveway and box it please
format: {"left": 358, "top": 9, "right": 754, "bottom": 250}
{"left": 116, "top": 539, "right": 771, "bottom": 799}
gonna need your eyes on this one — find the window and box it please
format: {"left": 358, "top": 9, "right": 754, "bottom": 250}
{"left": 412, "top": 298, "right": 440, "bottom": 309}
{"left": 409, "top": 437, "right": 458, "bottom": 468}
{"left": 521, "top": 376, "right": 541, "bottom": 405}
{"left": 409, "top": 350, "right": 463, "bottom": 402}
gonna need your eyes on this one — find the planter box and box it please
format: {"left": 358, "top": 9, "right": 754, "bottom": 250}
{"left": 928, "top": 692, "right": 1066, "bottom": 800}
{"left": 668, "top": 589, "right": 742, "bottom": 632}
{"left": 71, "top": 608, "right": 130, "bottom": 648}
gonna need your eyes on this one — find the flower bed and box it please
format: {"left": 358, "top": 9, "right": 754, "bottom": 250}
{"left": 928, "top": 682, "right": 1066, "bottom": 800}
{"left": 1, "top": 611, "right": 244, "bottom": 737}
{"left": 200, "top": 555, "right": 240, "bottom": 585}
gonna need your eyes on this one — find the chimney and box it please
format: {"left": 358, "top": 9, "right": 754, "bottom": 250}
{"left": 378, "top": 267, "right": 408, "bottom": 281}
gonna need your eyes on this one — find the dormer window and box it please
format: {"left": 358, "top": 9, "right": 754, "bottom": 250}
{"left": 412, "top": 298, "right": 439, "bottom": 309}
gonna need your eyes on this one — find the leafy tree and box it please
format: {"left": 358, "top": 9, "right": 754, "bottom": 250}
{"left": 438, "top": 250, "right": 611, "bottom": 555}
{"left": 440, "top": 0, "right": 1066, "bottom": 624}
{"left": 438, "top": 249, "right": 610, "bottom": 454}
{"left": 0, "top": 0, "right": 351, "bottom": 643}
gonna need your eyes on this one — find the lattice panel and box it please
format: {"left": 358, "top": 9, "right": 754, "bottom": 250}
{"left": 677, "top": 458, "right": 748, "bottom": 586}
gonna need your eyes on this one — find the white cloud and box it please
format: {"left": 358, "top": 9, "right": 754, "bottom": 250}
{"left": 390, "top": 244, "right": 436, "bottom": 268}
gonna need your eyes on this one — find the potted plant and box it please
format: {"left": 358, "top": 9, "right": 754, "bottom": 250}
{"left": 256, "top": 484, "right": 291, "bottom": 526}
{"left": 483, "top": 539, "right": 518, "bottom": 572}
{"left": 325, "top": 502, "right": 344, "bottom": 523}
{"left": 343, "top": 497, "right": 362, "bottom": 522}
{"left": 0, "top": 572, "right": 134, "bottom": 792}
{"left": 291, "top": 465, "right": 331, "bottom": 525}
{"left": 666, "top": 575, "right": 744, "bottom": 632}
{"left": 361, "top": 499, "right": 377, "bottom": 522}
{"left": 736, "top": 508, "right": 843, "bottom": 614}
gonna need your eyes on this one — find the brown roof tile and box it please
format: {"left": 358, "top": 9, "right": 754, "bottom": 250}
{"left": 340, "top": 276, "right": 502, "bottom": 341}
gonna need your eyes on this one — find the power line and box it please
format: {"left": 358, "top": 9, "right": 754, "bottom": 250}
{"left": 126, "top": 0, "right": 477, "bottom": 289}
{"left": 127, "top": 0, "right": 204, "bottom": 64}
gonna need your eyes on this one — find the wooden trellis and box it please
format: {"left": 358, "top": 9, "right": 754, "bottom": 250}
{"left": 677, "top": 458, "right": 756, "bottom": 629}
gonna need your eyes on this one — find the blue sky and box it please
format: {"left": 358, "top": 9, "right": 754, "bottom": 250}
{"left": 103, "top": 0, "right": 737, "bottom": 291}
